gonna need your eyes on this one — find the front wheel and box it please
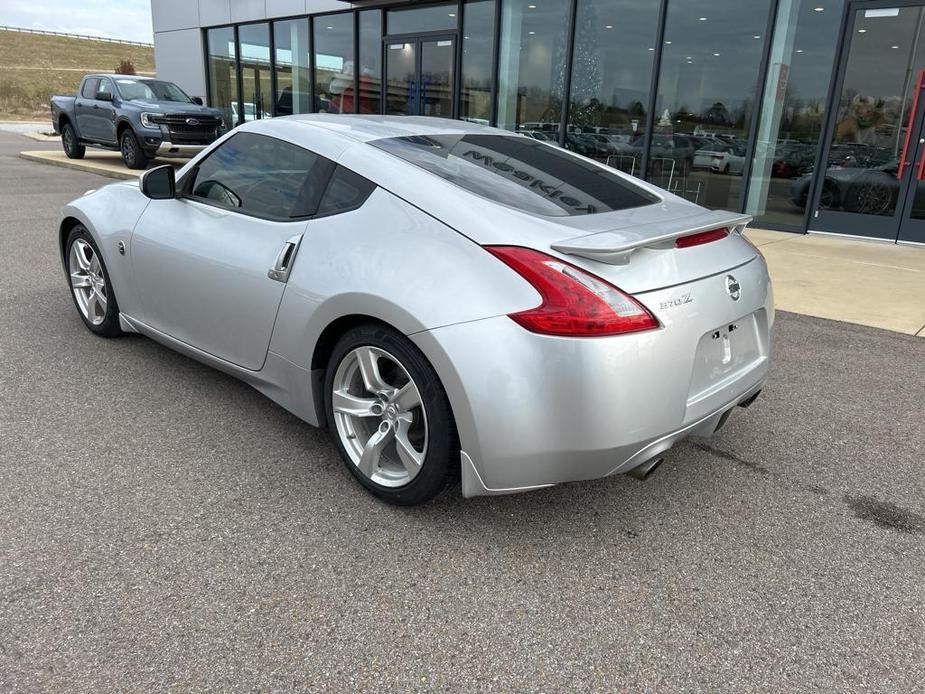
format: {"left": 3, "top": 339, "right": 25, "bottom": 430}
{"left": 61, "top": 122, "right": 85, "bottom": 159}
{"left": 324, "top": 324, "right": 459, "bottom": 506}
{"left": 120, "top": 129, "right": 150, "bottom": 170}
{"left": 65, "top": 226, "right": 123, "bottom": 337}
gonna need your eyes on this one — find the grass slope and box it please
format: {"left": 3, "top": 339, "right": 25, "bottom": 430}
{"left": 0, "top": 29, "right": 154, "bottom": 121}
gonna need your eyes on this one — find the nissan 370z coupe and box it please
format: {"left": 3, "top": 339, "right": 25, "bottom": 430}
{"left": 59, "top": 115, "right": 773, "bottom": 505}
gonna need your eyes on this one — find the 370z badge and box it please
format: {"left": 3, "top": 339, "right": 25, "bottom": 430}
{"left": 659, "top": 292, "right": 693, "bottom": 310}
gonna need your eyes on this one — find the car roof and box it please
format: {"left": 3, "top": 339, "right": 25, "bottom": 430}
{"left": 88, "top": 74, "right": 158, "bottom": 81}
{"left": 276, "top": 114, "right": 515, "bottom": 144}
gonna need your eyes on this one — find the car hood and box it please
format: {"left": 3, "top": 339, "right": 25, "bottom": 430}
{"left": 123, "top": 100, "right": 221, "bottom": 116}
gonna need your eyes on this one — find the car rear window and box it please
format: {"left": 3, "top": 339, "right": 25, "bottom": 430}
{"left": 370, "top": 133, "right": 659, "bottom": 217}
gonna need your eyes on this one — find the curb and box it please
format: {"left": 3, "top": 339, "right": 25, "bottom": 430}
{"left": 19, "top": 151, "right": 141, "bottom": 180}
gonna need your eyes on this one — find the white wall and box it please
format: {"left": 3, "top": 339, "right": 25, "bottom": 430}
{"left": 153, "top": 28, "right": 207, "bottom": 102}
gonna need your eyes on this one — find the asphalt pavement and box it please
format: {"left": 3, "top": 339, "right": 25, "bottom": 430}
{"left": 1, "top": 130, "right": 924, "bottom": 692}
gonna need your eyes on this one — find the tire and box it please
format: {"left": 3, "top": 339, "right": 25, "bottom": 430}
{"left": 61, "top": 122, "right": 85, "bottom": 159}
{"left": 64, "top": 226, "right": 123, "bottom": 338}
{"left": 324, "top": 323, "right": 459, "bottom": 506}
{"left": 842, "top": 176, "right": 896, "bottom": 216}
{"left": 120, "top": 128, "right": 150, "bottom": 170}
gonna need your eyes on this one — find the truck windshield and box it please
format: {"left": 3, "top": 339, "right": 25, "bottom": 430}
{"left": 114, "top": 79, "right": 192, "bottom": 103}
{"left": 371, "top": 134, "right": 658, "bottom": 217}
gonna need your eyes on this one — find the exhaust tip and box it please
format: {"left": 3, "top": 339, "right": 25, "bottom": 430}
{"left": 737, "top": 389, "right": 762, "bottom": 409}
{"left": 627, "top": 457, "right": 664, "bottom": 481}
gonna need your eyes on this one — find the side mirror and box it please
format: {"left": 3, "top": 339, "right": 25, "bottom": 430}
{"left": 96, "top": 91, "right": 113, "bottom": 102}
{"left": 191, "top": 96, "right": 204, "bottom": 106}
{"left": 140, "top": 165, "right": 176, "bottom": 200}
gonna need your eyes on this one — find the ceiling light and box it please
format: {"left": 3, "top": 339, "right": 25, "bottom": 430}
{"left": 814, "top": 6, "right": 824, "bottom": 10}
{"left": 699, "top": 17, "right": 707, "bottom": 21}
{"left": 528, "top": 31, "right": 535, "bottom": 34}
{"left": 753, "top": 35, "right": 761, "bottom": 39}
{"left": 686, "top": 56, "right": 692, "bottom": 59}
{"left": 858, "top": 28, "right": 867, "bottom": 32}
{"left": 796, "top": 49, "right": 804, "bottom": 53}
{"left": 665, "top": 40, "right": 672, "bottom": 44}
{"left": 713, "top": 52, "right": 720, "bottom": 56}
{"left": 647, "top": 47, "right": 654, "bottom": 51}
{"left": 326, "top": 26, "right": 333, "bottom": 29}
{"left": 605, "top": 25, "right": 613, "bottom": 29}
{"left": 448, "top": 12, "right": 455, "bottom": 17}
{"left": 527, "top": 3, "right": 536, "bottom": 7}
{"left": 892, "top": 45, "right": 899, "bottom": 48}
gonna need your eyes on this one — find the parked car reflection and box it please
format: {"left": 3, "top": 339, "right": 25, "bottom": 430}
{"left": 790, "top": 159, "right": 899, "bottom": 215}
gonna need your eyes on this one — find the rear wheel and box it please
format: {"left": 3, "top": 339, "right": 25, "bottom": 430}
{"left": 120, "top": 129, "right": 150, "bottom": 170}
{"left": 61, "top": 122, "right": 85, "bottom": 159}
{"left": 65, "top": 226, "right": 122, "bottom": 337}
{"left": 324, "top": 324, "right": 458, "bottom": 506}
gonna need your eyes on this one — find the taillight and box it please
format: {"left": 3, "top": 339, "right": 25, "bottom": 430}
{"left": 485, "top": 246, "right": 660, "bottom": 337}
{"left": 675, "top": 228, "right": 729, "bottom": 248}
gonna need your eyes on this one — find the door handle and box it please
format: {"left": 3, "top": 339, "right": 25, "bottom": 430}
{"left": 267, "top": 234, "right": 302, "bottom": 283}
{"left": 899, "top": 69, "right": 925, "bottom": 179}
{"left": 916, "top": 138, "right": 925, "bottom": 181}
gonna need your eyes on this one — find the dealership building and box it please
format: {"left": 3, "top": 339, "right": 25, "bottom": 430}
{"left": 151, "top": 0, "right": 925, "bottom": 245}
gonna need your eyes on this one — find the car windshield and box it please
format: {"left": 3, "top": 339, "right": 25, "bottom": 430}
{"left": 114, "top": 79, "right": 192, "bottom": 103}
{"left": 371, "top": 133, "right": 658, "bottom": 217}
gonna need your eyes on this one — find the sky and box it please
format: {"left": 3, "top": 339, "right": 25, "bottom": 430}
{"left": 1, "top": 0, "right": 153, "bottom": 44}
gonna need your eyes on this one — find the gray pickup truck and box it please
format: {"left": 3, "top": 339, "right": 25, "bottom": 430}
{"left": 51, "top": 75, "right": 226, "bottom": 169}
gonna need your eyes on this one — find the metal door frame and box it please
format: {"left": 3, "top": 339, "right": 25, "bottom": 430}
{"left": 383, "top": 31, "right": 457, "bottom": 117}
{"left": 809, "top": 0, "right": 925, "bottom": 241}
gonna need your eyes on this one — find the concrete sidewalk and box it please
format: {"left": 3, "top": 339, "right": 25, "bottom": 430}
{"left": 20, "top": 149, "right": 183, "bottom": 180}
{"left": 746, "top": 229, "right": 925, "bottom": 337}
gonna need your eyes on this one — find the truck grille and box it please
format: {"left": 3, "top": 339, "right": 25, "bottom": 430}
{"left": 150, "top": 113, "right": 222, "bottom": 145}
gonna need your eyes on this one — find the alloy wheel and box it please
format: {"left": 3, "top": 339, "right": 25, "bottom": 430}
{"left": 68, "top": 238, "right": 108, "bottom": 325}
{"left": 331, "top": 345, "right": 428, "bottom": 488}
{"left": 121, "top": 135, "right": 134, "bottom": 165}
{"left": 63, "top": 127, "right": 75, "bottom": 155}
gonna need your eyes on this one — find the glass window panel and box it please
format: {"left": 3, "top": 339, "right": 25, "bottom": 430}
{"left": 207, "top": 26, "right": 239, "bottom": 127}
{"left": 644, "top": 0, "right": 772, "bottom": 210}
{"left": 314, "top": 13, "right": 355, "bottom": 114}
{"left": 565, "top": 0, "right": 659, "bottom": 176}
{"left": 190, "top": 132, "right": 326, "bottom": 220}
{"left": 358, "top": 10, "right": 382, "bottom": 114}
{"left": 496, "top": 0, "right": 571, "bottom": 136}
{"left": 372, "top": 134, "right": 658, "bottom": 217}
{"left": 317, "top": 165, "right": 377, "bottom": 216}
{"left": 274, "top": 18, "right": 311, "bottom": 116}
{"left": 238, "top": 23, "right": 272, "bottom": 121}
{"left": 386, "top": 42, "right": 417, "bottom": 115}
{"left": 460, "top": 0, "right": 495, "bottom": 124}
{"left": 387, "top": 3, "right": 457, "bottom": 35}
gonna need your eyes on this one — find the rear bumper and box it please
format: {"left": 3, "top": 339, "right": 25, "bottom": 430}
{"left": 459, "top": 377, "right": 766, "bottom": 497}
{"left": 411, "top": 256, "right": 773, "bottom": 498}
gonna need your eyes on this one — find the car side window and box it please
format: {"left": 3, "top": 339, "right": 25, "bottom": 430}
{"left": 96, "top": 79, "right": 113, "bottom": 100}
{"left": 316, "top": 165, "right": 376, "bottom": 217}
{"left": 187, "top": 132, "right": 329, "bottom": 220}
{"left": 81, "top": 78, "right": 100, "bottom": 99}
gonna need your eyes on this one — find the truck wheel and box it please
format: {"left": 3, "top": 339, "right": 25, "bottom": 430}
{"left": 120, "top": 129, "right": 150, "bottom": 170}
{"left": 61, "top": 122, "right": 85, "bottom": 159}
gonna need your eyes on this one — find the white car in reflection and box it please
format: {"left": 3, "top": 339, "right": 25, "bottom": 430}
{"left": 693, "top": 143, "right": 747, "bottom": 175}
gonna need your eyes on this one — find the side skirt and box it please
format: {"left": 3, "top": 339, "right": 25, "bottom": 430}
{"left": 119, "top": 313, "right": 320, "bottom": 426}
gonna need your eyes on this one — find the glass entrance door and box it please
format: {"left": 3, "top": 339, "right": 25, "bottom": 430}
{"left": 385, "top": 37, "right": 455, "bottom": 117}
{"left": 811, "top": 2, "right": 925, "bottom": 243}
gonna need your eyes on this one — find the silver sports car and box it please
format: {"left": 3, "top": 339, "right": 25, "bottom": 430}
{"left": 60, "top": 115, "right": 773, "bottom": 505}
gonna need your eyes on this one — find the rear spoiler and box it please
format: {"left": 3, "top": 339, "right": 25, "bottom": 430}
{"left": 551, "top": 211, "right": 753, "bottom": 265}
